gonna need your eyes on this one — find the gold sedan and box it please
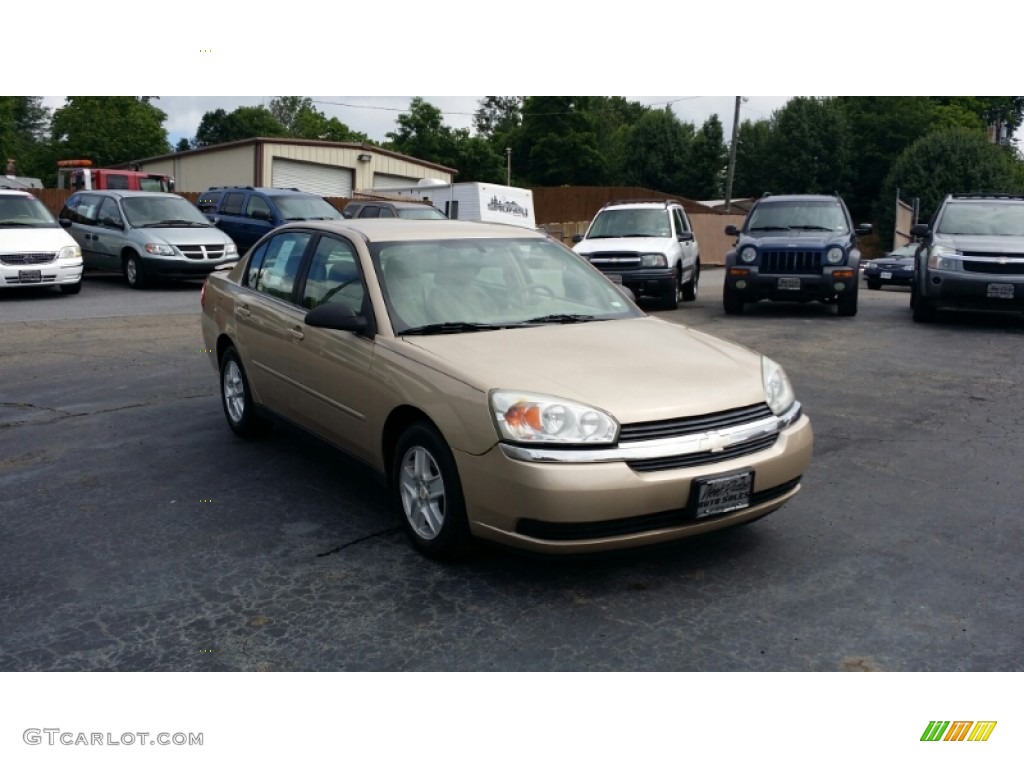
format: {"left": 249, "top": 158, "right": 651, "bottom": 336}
{"left": 200, "top": 220, "right": 813, "bottom": 558}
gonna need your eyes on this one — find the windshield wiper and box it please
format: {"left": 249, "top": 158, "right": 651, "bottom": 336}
{"left": 283, "top": 216, "right": 308, "bottom": 221}
{"left": 789, "top": 225, "right": 833, "bottom": 231}
{"left": 401, "top": 322, "right": 507, "bottom": 335}
{"left": 0, "top": 220, "right": 38, "bottom": 226}
{"left": 149, "top": 219, "right": 207, "bottom": 227}
{"left": 749, "top": 226, "right": 792, "bottom": 231}
{"left": 522, "top": 314, "right": 598, "bottom": 324}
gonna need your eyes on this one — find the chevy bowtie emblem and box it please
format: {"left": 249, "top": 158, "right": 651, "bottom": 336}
{"left": 700, "top": 431, "right": 728, "bottom": 453}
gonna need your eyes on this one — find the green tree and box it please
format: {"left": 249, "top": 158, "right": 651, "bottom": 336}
{"left": 386, "top": 97, "right": 452, "bottom": 164}
{"left": 473, "top": 96, "right": 522, "bottom": 139}
{"left": 192, "top": 106, "right": 286, "bottom": 147}
{"left": 0, "top": 96, "right": 53, "bottom": 180}
{"left": 682, "top": 114, "right": 728, "bottom": 199}
{"left": 268, "top": 96, "right": 370, "bottom": 143}
{"left": 731, "top": 118, "right": 773, "bottom": 199}
{"left": 518, "top": 97, "right": 606, "bottom": 186}
{"left": 766, "top": 97, "right": 850, "bottom": 197}
{"left": 877, "top": 127, "right": 1024, "bottom": 245}
{"left": 51, "top": 97, "right": 170, "bottom": 167}
{"left": 620, "top": 107, "right": 692, "bottom": 193}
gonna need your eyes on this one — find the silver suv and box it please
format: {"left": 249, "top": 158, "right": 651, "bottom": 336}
{"left": 571, "top": 199, "right": 700, "bottom": 309}
{"left": 60, "top": 191, "right": 238, "bottom": 289}
{"left": 910, "top": 193, "right": 1024, "bottom": 321}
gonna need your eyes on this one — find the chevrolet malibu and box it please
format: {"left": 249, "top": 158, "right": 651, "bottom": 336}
{"left": 200, "top": 220, "right": 813, "bottom": 559}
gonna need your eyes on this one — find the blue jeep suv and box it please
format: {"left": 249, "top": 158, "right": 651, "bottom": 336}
{"left": 197, "top": 187, "right": 343, "bottom": 254}
{"left": 723, "top": 193, "right": 872, "bottom": 317}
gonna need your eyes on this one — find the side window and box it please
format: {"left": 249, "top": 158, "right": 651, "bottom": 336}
{"left": 245, "top": 239, "right": 271, "bottom": 288}
{"left": 245, "top": 194, "right": 271, "bottom": 219}
{"left": 300, "top": 235, "right": 365, "bottom": 312}
{"left": 358, "top": 205, "right": 380, "bottom": 218}
{"left": 97, "top": 197, "right": 123, "bottom": 228}
{"left": 251, "top": 231, "right": 313, "bottom": 302}
{"left": 72, "top": 194, "right": 102, "bottom": 225}
{"left": 104, "top": 174, "right": 130, "bottom": 190}
{"left": 220, "top": 192, "right": 245, "bottom": 215}
{"left": 673, "top": 208, "right": 689, "bottom": 234}
{"left": 378, "top": 207, "right": 396, "bottom": 218}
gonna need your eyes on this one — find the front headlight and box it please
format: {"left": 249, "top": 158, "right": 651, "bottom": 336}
{"left": 739, "top": 246, "right": 757, "bottom": 263}
{"left": 145, "top": 243, "right": 175, "bottom": 256}
{"left": 58, "top": 245, "right": 81, "bottom": 261}
{"left": 490, "top": 390, "right": 619, "bottom": 445}
{"left": 640, "top": 253, "right": 667, "bottom": 268}
{"left": 762, "top": 357, "right": 795, "bottom": 416}
{"left": 927, "top": 246, "right": 960, "bottom": 270}
{"left": 225, "top": 243, "right": 238, "bottom": 256}
{"left": 826, "top": 246, "right": 844, "bottom": 264}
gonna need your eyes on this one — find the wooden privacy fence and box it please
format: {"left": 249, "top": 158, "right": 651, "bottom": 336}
{"left": 544, "top": 213, "right": 746, "bottom": 267}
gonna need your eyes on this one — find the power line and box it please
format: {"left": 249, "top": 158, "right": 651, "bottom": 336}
{"left": 310, "top": 96, "right": 707, "bottom": 118}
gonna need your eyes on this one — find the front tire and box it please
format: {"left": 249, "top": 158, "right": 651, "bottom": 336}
{"left": 837, "top": 285, "right": 858, "bottom": 316}
{"left": 911, "top": 281, "right": 935, "bottom": 323}
{"left": 393, "top": 422, "right": 471, "bottom": 560}
{"left": 59, "top": 282, "right": 82, "bottom": 295}
{"left": 867, "top": 279, "right": 881, "bottom": 290}
{"left": 219, "top": 347, "right": 271, "bottom": 438}
{"left": 682, "top": 260, "right": 700, "bottom": 302}
{"left": 659, "top": 267, "right": 681, "bottom": 310}
{"left": 124, "top": 252, "right": 148, "bottom": 290}
{"left": 723, "top": 285, "right": 744, "bottom": 315}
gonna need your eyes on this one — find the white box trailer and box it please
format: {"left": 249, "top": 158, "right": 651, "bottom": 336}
{"left": 372, "top": 181, "right": 536, "bottom": 229}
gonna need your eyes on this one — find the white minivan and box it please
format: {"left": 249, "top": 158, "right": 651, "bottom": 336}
{"left": 0, "top": 189, "right": 83, "bottom": 294}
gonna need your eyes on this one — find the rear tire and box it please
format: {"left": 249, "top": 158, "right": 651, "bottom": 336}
{"left": 219, "top": 347, "right": 271, "bottom": 438}
{"left": 911, "top": 281, "right": 935, "bottom": 323}
{"left": 393, "top": 422, "right": 471, "bottom": 560}
{"left": 682, "top": 260, "right": 700, "bottom": 302}
{"left": 723, "top": 285, "right": 744, "bottom": 315}
{"left": 867, "top": 279, "right": 881, "bottom": 290}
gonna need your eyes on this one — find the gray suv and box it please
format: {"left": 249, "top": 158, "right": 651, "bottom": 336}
{"left": 910, "top": 193, "right": 1024, "bottom": 322}
{"left": 60, "top": 191, "right": 238, "bottom": 288}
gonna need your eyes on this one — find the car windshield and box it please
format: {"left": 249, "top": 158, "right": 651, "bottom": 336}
{"left": 372, "top": 237, "right": 644, "bottom": 334}
{"left": 746, "top": 201, "right": 849, "bottom": 233}
{"left": 935, "top": 201, "right": 1024, "bottom": 235}
{"left": 586, "top": 208, "right": 672, "bottom": 238}
{"left": 396, "top": 207, "right": 446, "bottom": 220}
{"left": 122, "top": 196, "right": 211, "bottom": 227}
{"left": 274, "top": 195, "right": 343, "bottom": 221}
{"left": 0, "top": 195, "right": 59, "bottom": 228}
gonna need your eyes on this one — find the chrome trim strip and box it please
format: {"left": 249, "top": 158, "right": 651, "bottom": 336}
{"left": 500, "top": 402, "right": 802, "bottom": 463}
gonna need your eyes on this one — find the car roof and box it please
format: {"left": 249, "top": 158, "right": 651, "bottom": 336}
{"left": 280, "top": 219, "right": 548, "bottom": 242}
{"left": 0, "top": 189, "right": 37, "bottom": 198}
{"left": 345, "top": 200, "right": 433, "bottom": 208}
{"left": 756, "top": 194, "right": 840, "bottom": 203}
{"left": 204, "top": 186, "right": 316, "bottom": 196}
{"left": 76, "top": 190, "right": 180, "bottom": 199}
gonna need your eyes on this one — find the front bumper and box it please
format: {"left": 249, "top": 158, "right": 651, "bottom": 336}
{"left": 726, "top": 266, "right": 857, "bottom": 301}
{"left": 143, "top": 257, "right": 234, "bottom": 281}
{"left": 0, "top": 260, "right": 83, "bottom": 288}
{"left": 456, "top": 410, "right": 813, "bottom": 554}
{"left": 921, "top": 269, "right": 1024, "bottom": 311}
{"left": 598, "top": 267, "right": 675, "bottom": 298}
{"left": 865, "top": 269, "right": 913, "bottom": 285}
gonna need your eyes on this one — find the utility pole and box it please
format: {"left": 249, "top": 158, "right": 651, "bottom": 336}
{"left": 724, "top": 96, "right": 742, "bottom": 213}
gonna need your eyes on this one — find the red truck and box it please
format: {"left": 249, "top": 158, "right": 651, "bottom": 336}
{"left": 56, "top": 159, "right": 174, "bottom": 192}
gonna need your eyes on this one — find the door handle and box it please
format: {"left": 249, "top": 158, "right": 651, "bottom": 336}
{"left": 288, "top": 327, "right": 305, "bottom": 341}
{"left": 236, "top": 303, "right": 251, "bottom": 318}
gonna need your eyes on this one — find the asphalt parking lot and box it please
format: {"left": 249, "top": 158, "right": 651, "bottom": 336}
{"left": 1, "top": 269, "right": 1022, "bottom": 671}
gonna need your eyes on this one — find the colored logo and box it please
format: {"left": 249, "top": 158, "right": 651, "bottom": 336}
{"left": 921, "top": 721, "right": 997, "bottom": 742}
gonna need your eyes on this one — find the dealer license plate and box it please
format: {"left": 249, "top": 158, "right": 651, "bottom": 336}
{"left": 987, "top": 283, "right": 1014, "bottom": 299}
{"left": 777, "top": 277, "right": 801, "bottom": 291}
{"left": 693, "top": 470, "right": 753, "bottom": 519}
{"left": 19, "top": 270, "right": 41, "bottom": 284}
{"left": 881, "top": 271, "right": 892, "bottom": 280}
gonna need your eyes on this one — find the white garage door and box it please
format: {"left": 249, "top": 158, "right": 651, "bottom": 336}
{"left": 271, "top": 158, "right": 353, "bottom": 196}
{"left": 373, "top": 173, "right": 419, "bottom": 190}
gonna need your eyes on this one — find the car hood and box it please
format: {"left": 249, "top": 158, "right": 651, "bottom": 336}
{"left": 869, "top": 258, "right": 913, "bottom": 267}
{"left": 397, "top": 317, "right": 767, "bottom": 423}
{"left": 573, "top": 236, "right": 676, "bottom": 256}
{"left": 131, "top": 225, "right": 233, "bottom": 245}
{"left": 0, "top": 226, "right": 78, "bottom": 252}
{"left": 739, "top": 232, "right": 849, "bottom": 249}
{"left": 934, "top": 233, "right": 1024, "bottom": 254}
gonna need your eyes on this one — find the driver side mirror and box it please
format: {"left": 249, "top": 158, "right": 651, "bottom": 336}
{"left": 677, "top": 232, "right": 694, "bottom": 242}
{"left": 571, "top": 234, "right": 583, "bottom": 244}
{"left": 910, "top": 223, "right": 930, "bottom": 238}
{"left": 724, "top": 224, "right": 739, "bottom": 237}
{"left": 304, "top": 302, "right": 369, "bottom": 334}
{"left": 250, "top": 209, "right": 272, "bottom": 221}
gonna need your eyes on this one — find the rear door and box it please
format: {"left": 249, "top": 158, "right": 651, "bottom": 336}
{"left": 673, "top": 207, "right": 698, "bottom": 276}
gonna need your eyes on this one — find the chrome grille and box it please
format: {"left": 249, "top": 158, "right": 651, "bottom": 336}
{"left": 177, "top": 244, "right": 228, "bottom": 260}
{"left": 619, "top": 403, "right": 773, "bottom": 442}
{"left": 626, "top": 433, "right": 778, "bottom": 472}
{"left": 760, "top": 250, "right": 823, "bottom": 274}
{"left": 1, "top": 251, "right": 57, "bottom": 265}
{"left": 588, "top": 252, "right": 641, "bottom": 272}
{"left": 961, "top": 257, "right": 1024, "bottom": 275}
